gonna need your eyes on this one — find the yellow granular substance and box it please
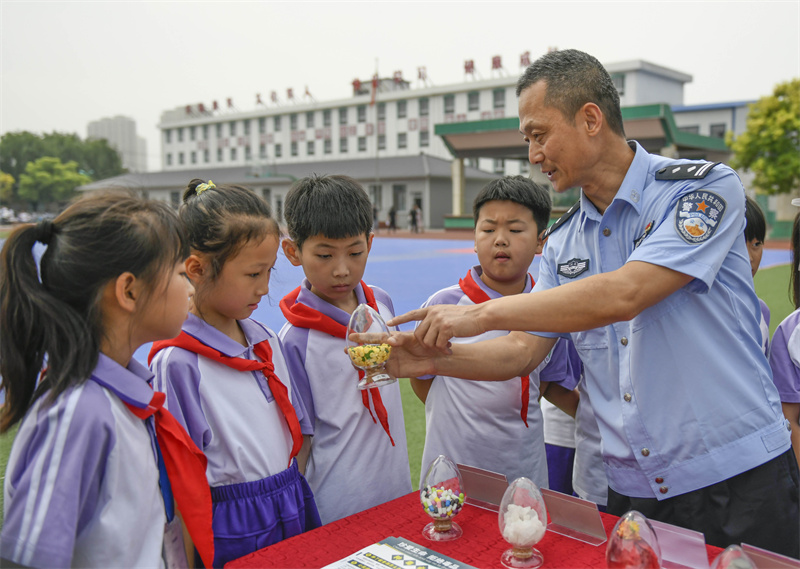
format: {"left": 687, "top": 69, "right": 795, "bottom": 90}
{"left": 348, "top": 344, "right": 392, "bottom": 368}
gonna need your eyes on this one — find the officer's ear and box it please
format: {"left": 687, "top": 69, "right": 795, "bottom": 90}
{"left": 580, "top": 102, "right": 603, "bottom": 137}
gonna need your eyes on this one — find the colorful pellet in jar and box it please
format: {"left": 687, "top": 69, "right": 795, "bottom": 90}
{"left": 420, "top": 485, "right": 465, "bottom": 519}
{"left": 347, "top": 343, "right": 391, "bottom": 368}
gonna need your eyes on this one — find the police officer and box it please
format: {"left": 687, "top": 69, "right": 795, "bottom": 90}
{"left": 388, "top": 49, "right": 799, "bottom": 556}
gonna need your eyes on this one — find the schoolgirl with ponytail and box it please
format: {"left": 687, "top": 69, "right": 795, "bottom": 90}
{"left": 0, "top": 190, "right": 214, "bottom": 568}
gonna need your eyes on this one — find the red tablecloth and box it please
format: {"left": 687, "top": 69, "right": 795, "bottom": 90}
{"left": 227, "top": 491, "right": 724, "bottom": 568}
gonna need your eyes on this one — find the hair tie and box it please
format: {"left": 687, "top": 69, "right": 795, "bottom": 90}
{"left": 196, "top": 180, "right": 216, "bottom": 195}
{"left": 34, "top": 219, "right": 55, "bottom": 245}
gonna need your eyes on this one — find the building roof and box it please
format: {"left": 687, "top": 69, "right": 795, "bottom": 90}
{"left": 78, "top": 153, "right": 498, "bottom": 192}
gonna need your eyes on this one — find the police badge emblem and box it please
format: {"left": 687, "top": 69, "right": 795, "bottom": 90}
{"left": 557, "top": 258, "right": 590, "bottom": 278}
{"left": 675, "top": 191, "right": 727, "bottom": 244}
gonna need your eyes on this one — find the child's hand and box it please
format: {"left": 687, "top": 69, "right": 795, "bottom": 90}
{"left": 388, "top": 304, "right": 485, "bottom": 352}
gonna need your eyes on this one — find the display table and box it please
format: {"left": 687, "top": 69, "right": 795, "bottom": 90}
{"left": 227, "top": 491, "right": 724, "bottom": 568}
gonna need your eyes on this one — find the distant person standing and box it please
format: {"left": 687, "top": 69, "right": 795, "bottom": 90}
{"left": 416, "top": 203, "right": 424, "bottom": 233}
{"left": 388, "top": 205, "right": 397, "bottom": 233}
{"left": 409, "top": 204, "right": 419, "bottom": 233}
{"left": 372, "top": 205, "right": 380, "bottom": 234}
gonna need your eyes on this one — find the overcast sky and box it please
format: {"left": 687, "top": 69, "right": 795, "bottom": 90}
{"left": 2, "top": 1, "right": 799, "bottom": 171}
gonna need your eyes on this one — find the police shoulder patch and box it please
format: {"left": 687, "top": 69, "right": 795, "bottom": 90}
{"left": 557, "top": 258, "right": 590, "bottom": 278}
{"left": 675, "top": 190, "right": 727, "bottom": 244}
{"left": 656, "top": 162, "right": 719, "bottom": 180}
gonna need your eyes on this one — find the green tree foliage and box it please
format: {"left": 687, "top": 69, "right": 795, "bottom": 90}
{"left": 0, "top": 171, "right": 14, "bottom": 202}
{"left": 728, "top": 79, "right": 800, "bottom": 195}
{"left": 18, "top": 157, "right": 91, "bottom": 210}
{"left": 0, "top": 131, "right": 125, "bottom": 201}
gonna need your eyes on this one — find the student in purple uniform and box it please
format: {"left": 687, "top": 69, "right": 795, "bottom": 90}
{"left": 744, "top": 195, "right": 770, "bottom": 354}
{"left": 0, "top": 191, "right": 213, "bottom": 568}
{"left": 279, "top": 174, "right": 411, "bottom": 525}
{"left": 769, "top": 209, "right": 800, "bottom": 470}
{"left": 150, "top": 180, "right": 320, "bottom": 567}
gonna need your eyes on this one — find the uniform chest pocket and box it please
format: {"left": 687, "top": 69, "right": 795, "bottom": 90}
{"left": 572, "top": 328, "right": 607, "bottom": 351}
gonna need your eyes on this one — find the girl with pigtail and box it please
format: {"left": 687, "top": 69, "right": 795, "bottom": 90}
{"left": 149, "top": 180, "right": 320, "bottom": 567}
{"left": 0, "top": 191, "right": 214, "bottom": 568}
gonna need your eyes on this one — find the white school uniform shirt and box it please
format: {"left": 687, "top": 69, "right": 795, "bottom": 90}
{"left": 418, "top": 267, "right": 577, "bottom": 489}
{"left": 279, "top": 280, "right": 411, "bottom": 524}
{"left": 1, "top": 355, "right": 166, "bottom": 568}
{"left": 150, "top": 314, "right": 311, "bottom": 486}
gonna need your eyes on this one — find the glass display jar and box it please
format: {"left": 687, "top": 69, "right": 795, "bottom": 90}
{"left": 420, "top": 455, "right": 465, "bottom": 541}
{"left": 498, "top": 477, "right": 548, "bottom": 569}
{"left": 345, "top": 303, "right": 396, "bottom": 390}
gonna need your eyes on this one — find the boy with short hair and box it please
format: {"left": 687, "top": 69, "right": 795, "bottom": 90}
{"left": 410, "top": 176, "right": 579, "bottom": 488}
{"left": 745, "top": 195, "right": 770, "bottom": 354}
{"left": 279, "top": 174, "right": 411, "bottom": 524}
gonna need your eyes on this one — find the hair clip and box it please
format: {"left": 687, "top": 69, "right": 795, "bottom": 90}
{"left": 196, "top": 180, "right": 216, "bottom": 195}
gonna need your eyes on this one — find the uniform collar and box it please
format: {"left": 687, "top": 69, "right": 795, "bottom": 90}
{"left": 296, "top": 278, "right": 368, "bottom": 327}
{"left": 182, "top": 313, "right": 270, "bottom": 358}
{"left": 89, "top": 353, "right": 156, "bottom": 408}
{"left": 470, "top": 266, "right": 533, "bottom": 298}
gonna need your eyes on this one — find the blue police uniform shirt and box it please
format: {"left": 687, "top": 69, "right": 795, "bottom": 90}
{"left": 533, "top": 141, "right": 790, "bottom": 500}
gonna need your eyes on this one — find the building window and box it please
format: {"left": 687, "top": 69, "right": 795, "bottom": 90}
{"left": 275, "top": 143, "right": 282, "bottom": 158}
{"left": 215, "top": 123, "right": 222, "bottom": 138}
{"left": 202, "top": 125, "right": 208, "bottom": 140}
{"left": 290, "top": 114, "right": 298, "bottom": 131}
{"left": 340, "top": 137, "right": 348, "bottom": 153}
{"left": 397, "top": 132, "right": 407, "bottom": 149}
{"left": 378, "top": 134, "right": 386, "bottom": 150}
{"left": 420, "top": 131, "right": 429, "bottom": 148}
{"left": 244, "top": 120, "right": 251, "bottom": 135}
{"left": 468, "top": 91, "right": 479, "bottom": 111}
{"left": 369, "top": 184, "right": 382, "bottom": 210}
{"left": 493, "top": 89, "right": 505, "bottom": 109}
{"left": 177, "top": 128, "right": 184, "bottom": 142}
{"left": 709, "top": 124, "right": 726, "bottom": 138}
{"left": 419, "top": 98, "right": 429, "bottom": 116}
{"left": 170, "top": 191, "right": 180, "bottom": 207}
{"left": 306, "top": 111, "right": 314, "bottom": 128}
{"left": 178, "top": 152, "right": 185, "bottom": 164}
{"left": 230, "top": 147, "right": 237, "bottom": 161}
{"left": 262, "top": 188, "right": 271, "bottom": 205}
{"left": 324, "top": 139, "right": 332, "bottom": 154}
{"left": 339, "top": 107, "right": 348, "bottom": 125}
{"left": 166, "top": 153, "right": 172, "bottom": 165}
{"left": 392, "top": 184, "right": 407, "bottom": 211}
{"left": 217, "top": 148, "right": 223, "bottom": 162}
{"left": 519, "top": 159, "right": 530, "bottom": 175}
{"left": 323, "top": 109, "right": 332, "bottom": 127}
{"left": 444, "top": 94, "right": 455, "bottom": 114}
{"left": 377, "top": 102, "right": 386, "bottom": 121}
{"left": 358, "top": 136, "right": 367, "bottom": 152}
{"left": 259, "top": 143, "right": 267, "bottom": 158}
{"left": 229, "top": 121, "right": 237, "bottom": 136}
{"left": 274, "top": 116, "right": 282, "bottom": 131}
{"left": 611, "top": 73, "right": 625, "bottom": 96}
{"left": 165, "top": 129, "right": 172, "bottom": 143}
{"left": 493, "top": 158, "right": 505, "bottom": 174}
{"left": 307, "top": 140, "right": 315, "bottom": 155}
{"left": 259, "top": 117, "right": 266, "bottom": 134}
{"left": 679, "top": 125, "right": 700, "bottom": 134}
{"left": 291, "top": 141, "right": 298, "bottom": 156}
{"left": 190, "top": 126, "right": 196, "bottom": 141}
{"left": 191, "top": 151, "right": 197, "bottom": 164}
{"left": 245, "top": 146, "right": 252, "bottom": 161}
{"left": 203, "top": 149, "right": 209, "bottom": 163}
{"left": 357, "top": 105, "right": 367, "bottom": 123}
{"left": 397, "top": 100, "right": 407, "bottom": 119}
{"left": 467, "top": 157, "right": 479, "bottom": 169}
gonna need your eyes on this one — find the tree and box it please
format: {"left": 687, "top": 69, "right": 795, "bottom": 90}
{"left": 0, "top": 171, "right": 14, "bottom": 202}
{"left": 728, "top": 78, "right": 800, "bottom": 195}
{"left": 18, "top": 157, "right": 91, "bottom": 211}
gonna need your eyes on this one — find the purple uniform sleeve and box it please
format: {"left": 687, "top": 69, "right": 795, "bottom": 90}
{"left": 276, "top": 339, "right": 313, "bottom": 434}
{"left": 769, "top": 310, "right": 800, "bottom": 404}
{"left": 540, "top": 338, "right": 580, "bottom": 390}
{"left": 280, "top": 325, "right": 316, "bottom": 435}
{"left": 1, "top": 385, "right": 114, "bottom": 568}
{"left": 151, "top": 347, "right": 213, "bottom": 451}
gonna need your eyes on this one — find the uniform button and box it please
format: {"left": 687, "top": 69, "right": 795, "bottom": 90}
{"left": 641, "top": 448, "right": 650, "bottom": 457}
{"left": 655, "top": 477, "right": 664, "bottom": 484}
{"left": 620, "top": 337, "right": 628, "bottom": 346}
{"left": 623, "top": 393, "right": 632, "bottom": 402}
{"left": 603, "top": 227, "right": 611, "bottom": 236}
{"left": 659, "top": 486, "right": 669, "bottom": 494}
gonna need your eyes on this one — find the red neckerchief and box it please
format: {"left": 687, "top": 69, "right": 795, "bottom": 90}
{"left": 279, "top": 281, "right": 395, "bottom": 446}
{"left": 124, "top": 391, "right": 214, "bottom": 568}
{"left": 458, "top": 269, "right": 534, "bottom": 428}
{"left": 149, "top": 332, "right": 303, "bottom": 466}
